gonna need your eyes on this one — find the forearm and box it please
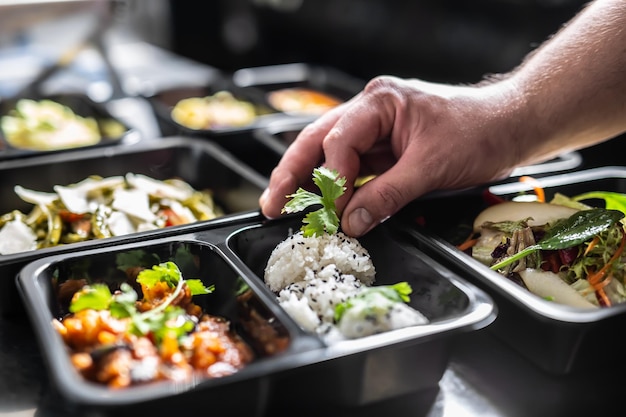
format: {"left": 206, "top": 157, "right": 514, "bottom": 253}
{"left": 508, "top": 0, "right": 626, "bottom": 165}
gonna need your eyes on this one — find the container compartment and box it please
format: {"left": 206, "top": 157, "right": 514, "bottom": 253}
{"left": 16, "top": 237, "right": 295, "bottom": 416}
{"left": 0, "top": 136, "right": 267, "bottom": 315}
{"left": 398, "top": 166, "right": 626, "bottom": 374}
{"left": 223, "top": 214, "right": 496, "bottom": 408}
{"left": 0, "top": 93, "right": 140, "bottom": 159}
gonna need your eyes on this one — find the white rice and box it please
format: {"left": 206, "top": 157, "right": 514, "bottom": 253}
{"left": 264, "top": 231, "right": 376, "bottom": 292}
{"left": 264, "top": 230, "right": 428, "bottom": 341}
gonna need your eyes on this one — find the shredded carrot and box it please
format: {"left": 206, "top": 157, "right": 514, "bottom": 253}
{"left": 583, "top": 236, "right": 601, "bottom": 256}
{"left": 596, "top": 287, "right": 611, "bottom": 307}
{"left": 519, "top": 176, "right": 545, "bottom": 202}
{"left": 587, "top": 229, "right": 626, "bottom": 286}
{"left": 457, "top": 237, "right": 479, "bottom": 252}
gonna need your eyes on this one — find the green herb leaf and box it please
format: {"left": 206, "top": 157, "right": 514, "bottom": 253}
{"left": 186, "top": 279, "right": 214, "bottom": 296}
{"left": 334, "top": 282, "right": 413, "bottom": 322}
{"left": 108, "top": 283, "right": 138, "bottom": 319}
{"left": 69, "top": 283, "right": 113, "bottom": 313}
{"left": 281, "top": 167, "right": 346, "bottom": 237}
{"left": 573, "top": 191, "right": 626, "bottom": 217}
{"left": 490, "top": 208, "right": 624, "bottom": 271}
{"left": 137, "top": 261, "right": 183, "bottom": 289}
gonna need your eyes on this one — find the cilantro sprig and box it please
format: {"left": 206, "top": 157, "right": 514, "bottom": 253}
{"left": 282, "top": 167, "right": 347, "bottom": 237}
{"left": 69, "top": 261, "right": 213, "bottom": 341}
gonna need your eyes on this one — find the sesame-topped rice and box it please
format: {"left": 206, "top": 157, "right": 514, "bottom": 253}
{"left": 264, "top": 231, "right": 376, "bottom": 293}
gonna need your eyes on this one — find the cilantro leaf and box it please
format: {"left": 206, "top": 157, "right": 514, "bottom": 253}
{"left": 69, "top": 284, "right": 113, "bottom": 313}
{"left": 137, "top": 261, "right": 183, "bottom": 289}
{"left": 282, "top": 167, "right": 346, "bottom": 237}
{"left": 108, "top": 283, "right": 138, "bottom": 319}
{"left": 67, "top": 261, "right": 213, "bottom": 346}
{"left": 186, "top": 279, "right": 214, "bottom": 296}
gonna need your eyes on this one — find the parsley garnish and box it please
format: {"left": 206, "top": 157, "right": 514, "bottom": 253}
{"left": 281, "top": 167, "right": 347, "bottom": 237}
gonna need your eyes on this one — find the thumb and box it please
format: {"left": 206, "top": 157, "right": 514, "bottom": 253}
{"left": 340, "top": 163, "right": 427, "bottom": 237}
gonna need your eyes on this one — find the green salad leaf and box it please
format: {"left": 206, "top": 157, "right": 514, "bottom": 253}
{"left": 282, "top": 167, "right": 347, "bottom": 237}
{"left": 490, "top": 208, "right": 624, "bottom": 271}
{"left": 572, "top": 191, "right": 626, "bottom": 217}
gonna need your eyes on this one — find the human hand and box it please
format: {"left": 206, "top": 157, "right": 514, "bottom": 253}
{"left": 260, "top": 75, "right": 523, "bottom": 237}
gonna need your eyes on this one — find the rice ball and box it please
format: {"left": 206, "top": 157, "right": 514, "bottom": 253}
{"left": 264, "top": 231, "right": 376, "bottom": 293}
{"left": 277, "top": 264, "right": 364, "bottom": 324}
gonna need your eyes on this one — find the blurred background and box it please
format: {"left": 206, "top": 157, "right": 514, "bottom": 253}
{"left": 167, "top": 0, "right": 589, "bottom": 83}
{"left": 1, "top": 0, "right": 590, "bottom": 90}
{"left": 0, "top": 0, "right": 620, "bottom": 167}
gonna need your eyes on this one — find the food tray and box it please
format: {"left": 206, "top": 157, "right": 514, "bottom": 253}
{"left": 253, "top": 118, "right": 583, "bottom": 178}
{"left": 15, "top": 214, "right": 495, "bottom": 415}
{"left": 0, "top": 93, "right": 140, "bottom": 160}
{"left": 144, "top": 80, "right": 286, "bottom": 177}
{"left": 0, "top": 136, "right": 268, "bottom": 315}
{"left": 398, "top": 166, "right": 626, "bottom": 374}
{"left": 144, "top": 79, "right": 287, "bottom": 141}
{"left": 232, "top": 63, "right": 364, "bottom": 117}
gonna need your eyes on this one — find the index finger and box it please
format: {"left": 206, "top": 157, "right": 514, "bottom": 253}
{"left": 260, "top": 103, "right": 346, "bottom": 218}
{"left": 321, "top": 92, "right": 396, "bottom": 213}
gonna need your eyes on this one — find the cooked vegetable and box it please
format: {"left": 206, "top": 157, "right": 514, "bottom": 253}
{"left": 171, "top": 91, "right": 259, "bottom": 129}
{"left": 54, "top": 261, "right": 253, "bottom": 388}
{"left": 0, "top": 173, "right": 224, "bottom": 255}
{"left": 517, "top": 269, "right": 597, "bottom": 309}
{"left": 472, "top": 201, "right": 578, "bottom": 232}
{"left": 0, "top": 98, "right": 123, "bottom": 151}
{"left": 267, "top": 88, "right": 342, "bottom": 115}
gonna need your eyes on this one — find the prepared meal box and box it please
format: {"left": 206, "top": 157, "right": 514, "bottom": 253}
{"left": 144, "top": 80, "right": 285, "bottom": 177}
{"left": 16, "top": 214, "right": 495, "bottom": 414}
{"left": 225, "top": 214, "right": 495, "bottom": 410}
{"left": 232, "top": 63, "right": 365, "bottom": 117}
{"left": 0, "top": 136, "right": 267, "bottom": 315}
{"left": 398, "top": 166, "right": 626, "bottom": 374}
{"left": 0, "top": 93, "right": 140, "bottom": 159}
{"left": 16, "top": 237, "right": 295, "bottom": 416}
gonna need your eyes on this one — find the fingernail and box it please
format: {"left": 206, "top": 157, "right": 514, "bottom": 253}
{"left": 348, "top": 208, "right": 373, "bottom": 236}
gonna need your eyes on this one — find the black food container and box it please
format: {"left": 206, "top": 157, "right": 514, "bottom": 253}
{"left": 0, "top": 93, "right": 140, "bottom": 160}
{"left": 0, "top": 136, "right": 267, "bottom": 315}
{"left": 399, "top": 166, "right": 626, "bottom": 374}
{"left": 16, "top": 214, "right": 495, "bottom": 415}
{"left": 144, "top": 79, "right": 285, "bottom": 177}
{"left": 232, "top": 63, "right": 364, "bottom": 117}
